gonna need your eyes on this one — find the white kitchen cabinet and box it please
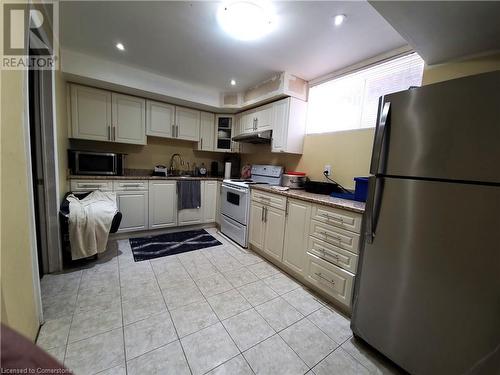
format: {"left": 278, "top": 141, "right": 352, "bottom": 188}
{"left": 215, "top": 115, "right": 238, "bottom": 152}
{"left": 112, "top": 93, "right": 146, "bottom": 145}
{"left": 202, "top": 180, "right": 217, "bottom": 223}
{"left": 271, "top": 97, "right": 307, "bottom": 154}
{"left": 249, "top": 202, "right": 266, "bottom": 250}
{"left": 178, "top": 180, "right": 203, "bottom": 226}
{"left": 70, "top": 85, "right": 112, "bottom": 141}
{"left": 216, "top": 181, "right": 222, "bottom": 225}
{"left": 116, "top": 190, "right": 149, "bottom": 232}
{"left": 262, "top": 205, "right": 286, "bottom": 262}
{"left": 283, "top": 198, "right": 311, "bottom": 275}
{"left": 198, "top": 112, "right": 216, "bottom": 151}
{"left": 148, "top": 180, "right": 177, "bottom": 229}
{"left": 240, "top": 112, "right": 255, "bottom": 133}
{"left": 175, "top": 106, "right": 200, "bottom": 141}
{"left": 239, "top": 104, "right": 273, "bottom": 134}
{"left": 146, "top": 100, "right": 175, "bottom": 138}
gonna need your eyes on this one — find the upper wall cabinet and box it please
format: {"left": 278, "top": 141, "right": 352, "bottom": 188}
{"left": 239, "top": 104, "right": 273, "bottom": 134}
{"left": 271, "top": 97, "right": 307, "bottom": 154}
{"left": 112, "top": 93, "right": 146, "bottom": 145}
{"left": 69, "top": 84, "right": 146, "bottom": 145}
{"left": 146, "top": 100, "right": 175, "bottom": 138}
{"left": 198, "top": 111, "right": 216, "bottom": 151}
{"left": 175, "top": 106, "right": 200, "bottom": 141}
{"left": 70, "top": 85, "right": 112, "bottom": 142}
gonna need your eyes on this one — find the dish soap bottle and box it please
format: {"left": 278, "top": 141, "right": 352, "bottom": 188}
{"left": 199, "top": 163, "right": 207, "bottom": 177}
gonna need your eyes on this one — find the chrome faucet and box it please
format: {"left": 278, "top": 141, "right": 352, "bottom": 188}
{"left": 169, "top": 153, "right": 184, "bottom": 175}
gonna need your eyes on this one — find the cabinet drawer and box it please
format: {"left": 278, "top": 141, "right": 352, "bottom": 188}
{"left": 310, "top": 220, "right": 360, "bottom": 254}
{"left": 70, "top": 180, "right": 113, "bottom": 192}
{"left": 311, "top": 204, "right": 362, "bottom": 234}
{"left": 308, "top": 236, "right": 358, "bottom": 274}
{"left": 113, "top": 180, "right": 148, "bottom": 191}
{"left": 251, "top": 190, "right": 287, "bottom": 210}
{"left": 306, "top": 253, "right": 354, "bottom": 307}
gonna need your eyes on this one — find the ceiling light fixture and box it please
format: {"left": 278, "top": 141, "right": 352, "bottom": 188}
{"left": 230, "top": 79, "right": 236, "bottom": 86}
{"left": 333, "top": 14, "right": 346, "bottom": 27}
{"left": 116, "top": 42, "right": 125, "bottom": 51}
{"left": 217, "top": 0, "right": 276, "bottom": 41}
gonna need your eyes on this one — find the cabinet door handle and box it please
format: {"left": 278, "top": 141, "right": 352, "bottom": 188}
{"left": 112, "top": 126, "right": 116, "bottom": 141}
{"left": 176, "top": 125, "right": 179, "bottom": 138}
{"left": 264, "top": 206, "right": 268, "bottom": 222}
{"left": 322, "top": 213, "right": 344, "bottom": 223}
{"left": 261, "top": 206, "right": 265, "bottom": 222}
{"left": 200, "top": 138, "right": 203, "bottom": 149}
{"left": 107, "top": 125, "right": 111, "bottom": 140}
{"left": 315, "top": 272, "right": 336, "bottom": 285}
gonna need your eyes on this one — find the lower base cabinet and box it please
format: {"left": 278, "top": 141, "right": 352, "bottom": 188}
{"left": 283, "top": 198, "right": 311, "bottom": 275}
{"left": 262, "top": 205, "right": 286, "bottom": 261}
{"left": 149, "top": 180, "right": 177, "bottom": 229}
{"left": 203, "top": 181, "right": 217, "bottom": 223}
{"left": 116, "top": 191, "right": 149, "bottom": 232}
{"left": 249, "top": 202, "right": 265, "bottom": 249}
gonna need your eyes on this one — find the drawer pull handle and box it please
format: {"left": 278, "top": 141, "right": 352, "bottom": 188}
{"left": 122, "top": 184, "right": 142, "bottom": 187}
{"left": 322, "top": 213, "right": 344, "bottom": 223}
{"left": 320, "top": 231, "right": 341, "bottom": 243}
{"left": 260, "top": 196, "right": 271, "bottom": 200}
{"left": 319, "top": 248, "right": 339, "bottom": 260}
{"left": 81, "top": 184, "right": 101, "bottom": 188}
{"left": 315, "top": 272, "right": 336, "bottom": 285}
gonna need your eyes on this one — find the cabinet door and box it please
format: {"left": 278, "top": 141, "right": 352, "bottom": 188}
{"left": 112, "top": 93, "right": 146, "bottom": 145}
{"left": 176, "top": 106, "right": 200, "bottom": 141}
{"left": 249, "top": 202, "right": 265, "bottom": 249}
{"left": 241, "top": 112, "right": 255, "bottom": 133}
{"left": 203, "top": 181, "right": 217, "bottom": 223}
{"left": 262, "top": 205, "right": 286, "bottom": 261}
{"left": 214, "top": 115, "right": 235, "bottom": 152}
{"left": 148, "top": 181, "right": 177, "bottom": 229}
{"left": 146, "top": 100, "right": 175, "bottom": 138}
{"left": 283, "top": 199, "right": 311, "bottom": 275}
{"left": 116, "top": 191, "right": 148, "bottom": 232}
{"left": 271, "top": 98, "right": 289, "bottom": 152}
{"left": 70, "top": 85, "right": 111, "bottom": 141}
{"left": 199, "top": 112, "right": 215, "bottom": 151}
{"left": 255, "top": 104, "right": 273, "bottom": 131}
{"left": 178, "top": 181, "right": 203, "bottom": 226}
{"left": 216, "top": 181, "right": 222, "bottom": 225}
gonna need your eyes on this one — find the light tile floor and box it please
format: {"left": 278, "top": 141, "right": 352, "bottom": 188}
{"left": 37, "top": 228, "right": 404, "bottom": 375}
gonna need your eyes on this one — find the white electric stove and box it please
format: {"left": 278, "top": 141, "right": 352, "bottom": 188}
{"left": 220, "top": 165, "right": 283, "bottom": 247}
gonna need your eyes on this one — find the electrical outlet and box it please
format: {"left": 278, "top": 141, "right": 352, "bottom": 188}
{"left": 324, "top": 165, "right": 332, "bottom": 176}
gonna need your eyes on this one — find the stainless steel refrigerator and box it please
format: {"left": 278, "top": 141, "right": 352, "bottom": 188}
{"left": 351, "top": 71, "right": 500, "bottom": 375}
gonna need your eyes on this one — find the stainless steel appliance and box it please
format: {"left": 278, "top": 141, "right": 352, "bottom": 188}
{"left": 351, "top": 71, "right": 500, "bottom": 375}
{"left": 282, "top": 172, "right": 306, "bottom": 189}
{"left": 232, "top": 129, "right": 272, "bottom": 144}
{"left": 220, "top": 165, "right": 283, "bottom": 247}
{"left": 68, "top": 150, "right": 124, "bottom": 175}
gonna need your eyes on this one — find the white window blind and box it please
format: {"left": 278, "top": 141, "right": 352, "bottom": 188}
{"left": 306, "top": 53, "right": 424, "bottom": 134}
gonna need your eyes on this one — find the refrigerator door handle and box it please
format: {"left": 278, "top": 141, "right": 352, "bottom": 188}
{"left": 370, "top": 100, "right": 391, "bottom": 175}
{"left": 365, "top": 176, "right": 384, "bottom": 244}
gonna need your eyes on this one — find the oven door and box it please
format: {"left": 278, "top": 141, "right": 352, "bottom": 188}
{"left": 221, "top": 183, "right": 249, "bottom": 225}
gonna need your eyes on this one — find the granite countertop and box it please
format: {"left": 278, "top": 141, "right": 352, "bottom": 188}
{"left": 251, "top": 185, "right": 366, "bottom": 213}
{"left": 69, "top": 169, "right": 223, "bottom": 181}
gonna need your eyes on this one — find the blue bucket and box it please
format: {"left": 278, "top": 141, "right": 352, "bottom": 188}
{"left": 354, "top": 177, "right": 369, "bottom": 202}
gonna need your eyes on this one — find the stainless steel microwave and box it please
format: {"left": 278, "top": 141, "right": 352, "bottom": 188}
{"left": 68, "top": 150, "right": 124, "bottom": 175}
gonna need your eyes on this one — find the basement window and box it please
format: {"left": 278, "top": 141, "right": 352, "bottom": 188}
{"left": 306, "top": 53, "right": 424, "bottom": 134}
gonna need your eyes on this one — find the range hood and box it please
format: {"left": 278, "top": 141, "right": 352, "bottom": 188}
{"left": 232, "top": 130, "right": 272, "bottom": 144}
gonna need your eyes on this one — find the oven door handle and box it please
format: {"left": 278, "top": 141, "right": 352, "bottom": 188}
{"left": 221, "top": 184, "right": 247, "bottom": 193}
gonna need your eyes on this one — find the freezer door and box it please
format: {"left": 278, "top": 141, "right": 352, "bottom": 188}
{"left": 351, "top": 177, "right": 500, "bottom": 375}
{"left": 371, "top": 70, "right": 500, "bottom": 184}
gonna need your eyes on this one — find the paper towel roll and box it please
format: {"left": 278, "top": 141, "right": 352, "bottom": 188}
{"left": 224, "top": 162, "right": 232, "bottom": 179}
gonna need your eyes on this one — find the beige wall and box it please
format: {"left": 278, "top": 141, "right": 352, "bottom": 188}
{"left": 55, "top": 71, "right": 69, "bottom": 201}
{"left": 0, "top": 69, "right": 40, "bottom": 341}
{"left": 422, "top": 52, "right": 500, "bottom": 85}
{"left": 242, "top": 128, "right": 375, "bottom": 189}
{"left": 69, "top": 137, "right": 226, "bottom": 175}
{"left": 243, "top": 53, "right": 500, "bottom": 189}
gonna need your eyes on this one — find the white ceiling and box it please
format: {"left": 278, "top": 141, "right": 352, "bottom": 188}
{"left": 370, "top": 1, "right": 500, "bottom": 65}
{"left": 60, "top": 1, "right": 407, "bottom": 92}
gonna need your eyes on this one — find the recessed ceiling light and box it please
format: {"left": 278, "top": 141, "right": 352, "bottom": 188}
{"left": 230, "top": 79, "right": 236, "bottom": 86}
{"left": 217, "top": 0, "right": 276, "bottom": 41}
{"left": 116, "top": 42, "right": 125, "bottom": 51}
{"left": 333, "top": 14, "right": 346, "bottom": 27}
